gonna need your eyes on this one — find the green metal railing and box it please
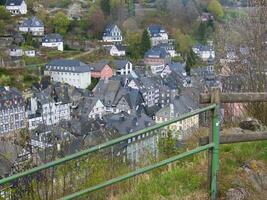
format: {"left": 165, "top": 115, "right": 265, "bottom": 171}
{"left": 0, "top": 104, "right": 220, "bottom": 200}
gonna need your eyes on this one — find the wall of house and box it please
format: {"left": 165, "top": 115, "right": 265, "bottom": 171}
{"left": 42, "top": 42, "right": 64, "bottom": 51}
{"left": 6, "top": 1, "right": 27, "bottom": 15}
{"left": 44, "top": 71, "right": 91, "bottom": 89}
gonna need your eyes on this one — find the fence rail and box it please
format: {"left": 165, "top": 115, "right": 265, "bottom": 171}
{"left": 0, "top": 104, "right": 219, "bottom": 199}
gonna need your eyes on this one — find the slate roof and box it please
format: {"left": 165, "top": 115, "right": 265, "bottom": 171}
{"left": 114, "top": 44, "right": 126, "bottom": 51}
{"left": 6, "top": 0, "right": 24, "bottom": 6}
{"left": 45, "top": 59, "right": 91, "bottom": 73}
{"left": 113, "top": 59, "right": 130, "bottom": 70}
{"left": 20, "top": 16, "right": 44, "bottom": 28}
{"left": 90, "top": 60, "right": 110, "bottom": 72}
{"left": 104, "top": 112, "right": 155, "bottom": 134}
{"left": 148, "top": 25, "right": 166, "bottom": 37}
{"left": 0, "top": 87, "right": 24, "bottom": 111}
{"left": 103, "top": 24, "right": 120, "bottom": 37}
{"left": 193, "top": 44, "right": 213, "bottom": 52}
{"left": 42, "top": 34, "right": 63, "bottom": 43}
{"left": 145, "top": 47, "right": 170, "bottom": 59}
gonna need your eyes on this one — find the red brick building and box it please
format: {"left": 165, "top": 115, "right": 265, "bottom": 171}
{"left": 90, "top": 60, "right": 113, "bottom": 79}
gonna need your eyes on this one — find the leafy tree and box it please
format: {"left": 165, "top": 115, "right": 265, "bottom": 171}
{"left": 100, "top": 0, "right": 110, "bottom": 16}
{"left": 208, "top": 0, "right": 224, "bottom": 19}
{"left": 186, "top": 49, "right": 198, "bottom": 75}
{"left": 125, "top": 31, "right": 142, "bottom": 60}
{"left": 158, "top": 129, "right": 177, "bottom": 158}
{"left": 0, "top": 6, "right": 11, "bottom": 20}
{"left": 53, "top": 12, "right": 70, "bottom": 35}
{"left": 87, "top": 5, "right": 105, "bottom": 38}
{"left": 140, "top": 29, "right": 151, "bottom": 56}
{"left": 174, "top": 29, "right": 194, "bottom": 58}
{"left": 0, "top": 20, "right": 4, "bottom": 34}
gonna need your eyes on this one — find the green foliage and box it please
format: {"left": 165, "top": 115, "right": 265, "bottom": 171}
{"left": 100, "top": 0, "right": 111, "bottom": 16}
{"left": 158, "top": 129, "right": 177, "bottom": 158}
{"left": 0, "top": 20, "right": 4, "bottom": 34}
{"left": 186, "top": 49, "right": 198, "bottom": 75}
{"left": 0, "top": 74, "right": 11, "bottom": 85}
{"left": 140, "top": 29, "right": 151, "bottom": 56}
{"left": 208, "top": 0, "right": 224, "bottom": 19}
{"left": 53, "top": 12, "right": 70, "bottom": 35}
{"left": 174, "top": 29, "right": 194, "bottom": 58}
{"left": 196, "top": 21, "right": 214, "bottom": 44}
{"left": 0, "top": 6, "right": 10, "bottom": 20}
{"left": 126, "top": 31, "right": 142, "bottom": 60}
{"left": 87, "top": 77, "right": 99, "bottom": 91}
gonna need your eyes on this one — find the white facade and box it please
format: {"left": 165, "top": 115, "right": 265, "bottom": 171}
{"left": 110, "top": 45, "right": 126, "bottom": 56}
{"left": 116, "top": 61, "right": 133, "bottom": 75}
{"left": 24, "top": 50, "right": 36, "bottom": 57}
{"left": 28, "top": 97, "right": 71, "bottom": 130}
{"left": 102, "top": 25, "right": 123, "bottom": 43}
{"left": 88, "top": 99, "right": 106, "bottom": 119}
{"left": 19, "top": 26, "right": 44, "bottom": 36}
{"left": 10, "top": 48, "right": 23, "bottom": 57}
{"left": 44, "top": 70, "right": 91, "bottom": 89}
{"left": 5, "top": 0, "right": 27, "bottom": 15}
{"left": 150, "top": 33, "right": 169, "bottom": 46}
{"left": 150, "top": 64, "right": 165, "bottom": 74}
{"left": 42, "top": 41, "right": 64, "bottom": 51}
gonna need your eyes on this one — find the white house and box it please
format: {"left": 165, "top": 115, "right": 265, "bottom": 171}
{"left": 24, "top": 49, "right": 36, "bottom": 57}
{"left": 192, "top": 44, "right": 215, "bottom": 61}
{"left": 109, "top": 44, "right": 126, "bottom": 56}
{"left": 147, "top": 25, "right": 169, "bottom": 46}
{"left": 27, "top": 93, "right": 71, "bottom": 130}
{"left": 87, "top": 98, "right": 106, "bottom": 119}
{"left": 19, "top": 17, "right": 44, "bottom": 36}
{"left": 42, "top": 34, "right": 64, "bottom": 51}
{"left": 113, "top": 60, "right": 133, "bottom": 75}
{"left": 5, "top": 0, "right": 27, "bottom": 15}
{"left": 44, "top": 59, "right": 91, "bottom": 89}
{"left": 9, "top": 46, "right": 23, "bottom": 57}
{"left": 102, "top": 24, "right": 123, "bottom": 43}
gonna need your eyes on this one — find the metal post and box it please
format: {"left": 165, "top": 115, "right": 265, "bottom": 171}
{"left": 211, "top": 105, "right": 220, "bottom": 200}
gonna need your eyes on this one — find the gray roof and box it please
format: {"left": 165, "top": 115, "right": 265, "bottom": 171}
{"left": 0, "top": 87, "right": 24, "bottom": 111}
{"left": 148, "top": 25, "right": 166, "bottom": 37}
{"left": 103, "top": 24, "right": 120, "bottom": 37}
{"left": 113, "top": 59, "right": 130, "bottom": 70}
{"left": 45, "top": 59, "right": 90, "bottom": 73}
{"left": 104, "top": 112, "right": 155, "bottom": 134}
{"left": 6, "top": 0, "right": 24, "bottom": 6}
{"left": 90, "top": 60, "right": 110, "bottom": 72}
{"left": 145, "top": 47, "right": 170, "bottom": 59}
{"left": 20, "top": 16, "right": 44, "bottom": 28}
{"left": 42, "top": 34, "right": 63, "bottom": 43}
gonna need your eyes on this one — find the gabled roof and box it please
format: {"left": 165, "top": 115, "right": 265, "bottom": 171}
{"left": 114, "top": 44, "right": 126, "bottom": 51}
{"left": 6, "top": 0, "right": 24, "bottom": 6}
{"left": 45, "top": 59, "right": 91, "bottom": 73}
{"left": 113, "top": 59, "right": 130, "bottom": 70}
{"left": 20, "top": 16, "right": 44, "bottom": 28}
{"left": 90, "top": 60, "right": 110, "bottom": 72}
{"left": 148, "top": 25, "right": 166, "bottom": 37}
{"left": 103, "top": 24, "right": 121, "bottom": 37}
{"left": 42, "top": 34, "right": 63, "bottom": 43}
{"left": 145, "top": 47, "right": 170, "bottom": 59}
{"left": 0, "top": 86, "right": 24, "bottom": 110}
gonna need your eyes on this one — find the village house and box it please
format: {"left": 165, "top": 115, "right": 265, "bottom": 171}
{"left": 147, "top": 25, "right": 169, "bottom": 46}
{"left": 108, "top": 44, "right": 126, "bottom": 56}
{"left": 90, "top": 60, "right": 113, "bottom": 79}
{"left": 199, "top": 12, "right": 214, "bottom": 22}
{"left": 155, "top": 43, "right": 178, "bottom": 57}
{"left": 42, "top": 34, "right": 64, "bottom": 51}
{"left": 0, "top": 86, "right": 26, "bottom": 135}
{"left": 102, "top": 24, "right": 123, "bottom": 43}
{"left": 44, "top": 59, "right": 91, "bottom": 89}
{"left": 19, "top": 16, "right": 44, "bottom": 36}
{"left": 155, "top": 95, "right": 199, "bottom": 140}
{"left": 9, "top": 46, "right": 23, "bottom": 58}
{"left": 27, "top": 85, "right": 72, "bottom": 130}
{"left": 24, "top": 49, "right": 36, "bottom": 57}
{"left": 192, "top": 43, "right": 215, "bottom": 61}
{"left": 103, "top": 111, "right": 156, "bottom": 163}
{"left": 144, "top": 46, "right": 171, "bottom": 74}
{"left": 113, "top": 60, "right": 133, "bottom": 75}
{"left": 5, "top": 0, "right": 27, "bottom": 15}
